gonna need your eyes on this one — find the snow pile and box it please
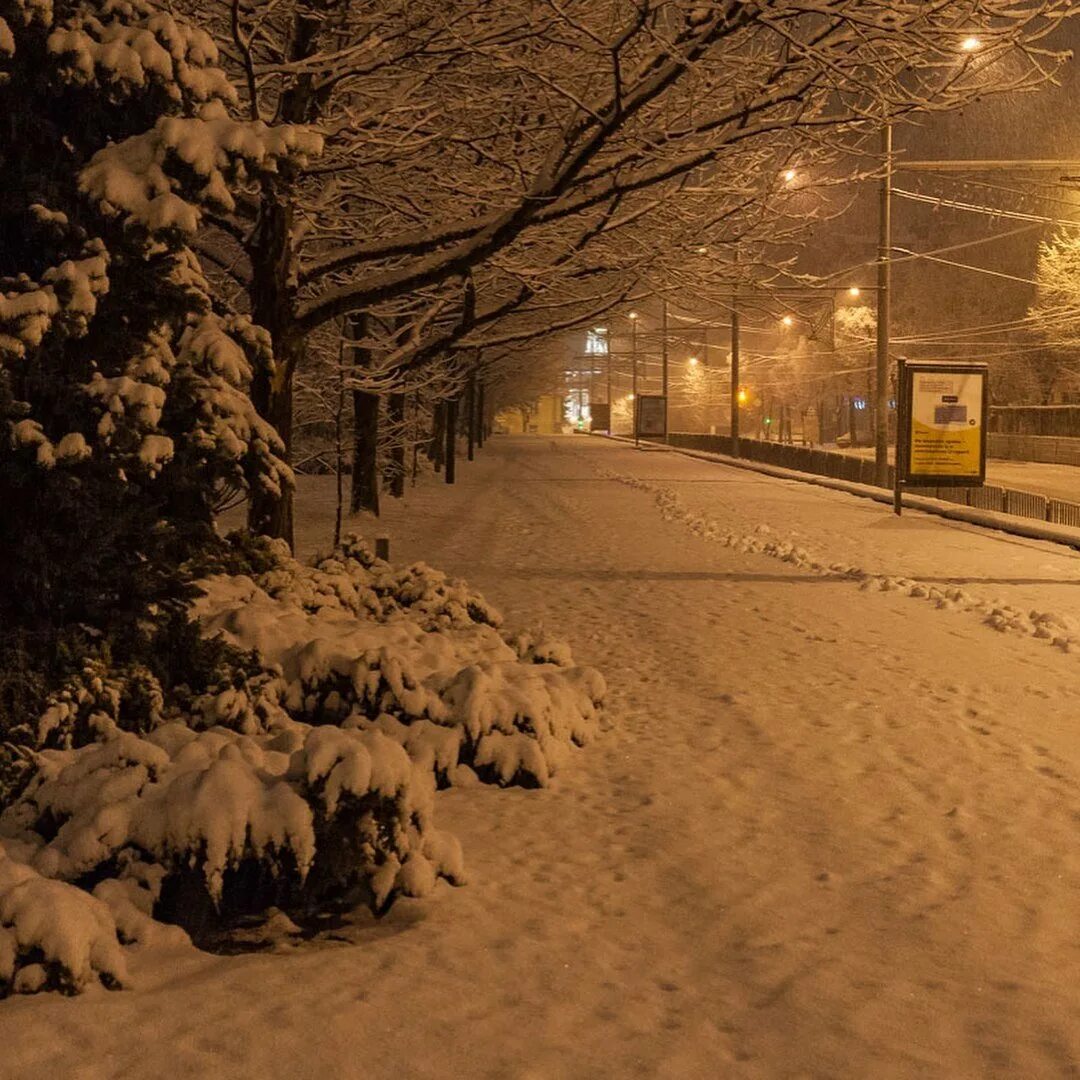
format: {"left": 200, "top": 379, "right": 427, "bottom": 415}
{"left": 0, "top": 840, "right": 127, "bottom": 997}
{"left": 192, "top": 533, "right": 604, "bottom": 788}
{"left": 606, "top": 468, "right": 1080, "bottom": 655}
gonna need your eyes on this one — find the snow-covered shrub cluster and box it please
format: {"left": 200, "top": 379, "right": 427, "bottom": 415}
{"left": 191, "top": 533, "right": 605, "bottom": 790}
{"left": 0, "top": 530, "right": 603, "bottom": 997}
{"left": 1, "top": 723, "right": 464, "bottom": 953}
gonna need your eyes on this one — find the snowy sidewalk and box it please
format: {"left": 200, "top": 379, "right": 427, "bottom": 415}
{"left": 6, "top": 434, "right": 1080, "bottom": 1078}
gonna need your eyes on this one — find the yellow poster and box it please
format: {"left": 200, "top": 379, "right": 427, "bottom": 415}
{"left": 907, "top": 368, "right": 984, "bottom": 478}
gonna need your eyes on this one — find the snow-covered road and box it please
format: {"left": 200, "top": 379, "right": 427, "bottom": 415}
{"left": 7, "top": 434, "right": 1080, "bottom": 1079}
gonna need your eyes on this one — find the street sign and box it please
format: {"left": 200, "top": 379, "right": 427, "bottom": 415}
{"left": 899, "top": 361, "right": 987, "bottom": 487}
{"left": 636, "top": 394, "right": 667, "bottom": 439}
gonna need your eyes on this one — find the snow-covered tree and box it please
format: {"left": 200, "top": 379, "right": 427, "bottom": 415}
{"left": 0, "top": 0, "right": 327, "bottom": 713}
{"left": 1025, "top": 230, "right": 1080, "bottom": 402}
{"left": 179, "top": 0, "right": 1071, "bottom": 543}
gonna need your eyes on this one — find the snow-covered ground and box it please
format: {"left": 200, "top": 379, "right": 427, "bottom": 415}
{"left": 7, "top": 434, "right": 1080, "bottom": 1078}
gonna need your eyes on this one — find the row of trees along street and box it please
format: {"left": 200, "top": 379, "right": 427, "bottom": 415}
{"left": 166, "top": 0, "right": 1078, "bottom": 545}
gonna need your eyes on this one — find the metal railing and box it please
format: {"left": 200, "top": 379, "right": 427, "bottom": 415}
{"left": 665, "top": 433, "right": 1080, "bottom": 529}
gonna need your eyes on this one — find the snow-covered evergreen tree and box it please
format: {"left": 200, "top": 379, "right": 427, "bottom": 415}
{"left": 0, "top": 0, "right": 318, "bottom": 726}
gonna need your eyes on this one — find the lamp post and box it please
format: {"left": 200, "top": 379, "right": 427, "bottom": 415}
{"left": 630, "top": 311, "right": 639, "bottom": 445}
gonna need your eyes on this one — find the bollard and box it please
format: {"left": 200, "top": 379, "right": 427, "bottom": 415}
{"left": 375, "top": 537, "right": 390, "bottom": 562}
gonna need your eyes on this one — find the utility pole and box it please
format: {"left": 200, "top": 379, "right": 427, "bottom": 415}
{"left": 661, "top": 299, "right": 669, "bottom": 440}
{"left": 730, "top": 286, "right": 740, "bottom": 456}
{"left": 606, "top": 338, "right": 612, "bottom": 433}
{"left": 631, "top": 313, "right": 639, "bottom": 446}
{"left": 875, "top": 121, "right": 892, "bottom": 487}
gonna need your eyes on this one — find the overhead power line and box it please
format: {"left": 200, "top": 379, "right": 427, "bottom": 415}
{"left": 892, "top": 188, "right": 1080, "bottom": 228}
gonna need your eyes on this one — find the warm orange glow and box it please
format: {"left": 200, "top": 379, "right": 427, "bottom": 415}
{"left": 781, "top": 314, "right": 794, "bottom": 327}
{"left": 961, "top": 36, "right": 981, "bottom": 52}
{"left": 848, "top": 286, "right": 860, "bottom": 298}
{"left": 688, "top": 356, "right": 699, "bottom": 367}
{"left": 737, "top": 388, "right": 748, "bottom": 405}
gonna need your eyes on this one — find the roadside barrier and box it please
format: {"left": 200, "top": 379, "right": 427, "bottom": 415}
{"left": 664, "top": 433, "right": 1080, "bottom": 529}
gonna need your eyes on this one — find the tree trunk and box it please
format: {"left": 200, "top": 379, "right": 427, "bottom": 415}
{"left": 466, "top": 374, "right": 476, "bottom": 462}
{"left": 244, "top": 14, "right": 324, "bottom": 548}
{"left": 445, "top": 397, "right": 458, "bottom": 484}
{"left": 477, "top": 383, "right": 485, "bottom": 448}
{"left": 385, "top": 392, "right": 406, "bottom": 498}
{"left": 431, "top": 403, "right": 445, "bottom": 472}
{"left": 249, "top": 365, "right": 296, "bottom": 544}
{"left": 348, "top": 315, "right": 380, "bottom": 516}
{"left": 351, "top": 390, "right": 380, "bottom": 516}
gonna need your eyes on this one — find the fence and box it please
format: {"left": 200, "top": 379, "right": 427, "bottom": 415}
{"left": 990, "top": 405, "right": 1080, "bottom": 437}
{"left": 664, "top": 432, "right": 1080, "bottom": 530}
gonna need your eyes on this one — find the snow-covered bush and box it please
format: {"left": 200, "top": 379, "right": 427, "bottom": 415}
{"left": 0, "top": 722, "right": 464, "bottom": 952}
{"left": 0, "top": 840, "right": 127, "bottom": 998}
{"left": 205, "top": 532, "right": 502, "bottom": 631}
{"left": 190, "top": 533, "right": 605, "bottom": 789}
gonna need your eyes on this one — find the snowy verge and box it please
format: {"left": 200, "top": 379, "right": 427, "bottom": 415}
{"left": 601, "top": 468, "right": 1080, "bottom": 656}
{"left": 604, "top": 435, "right": 1080, "bottom": 553}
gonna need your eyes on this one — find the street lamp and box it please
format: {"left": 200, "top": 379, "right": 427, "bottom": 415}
{"left": 961, "top": 36, "right": 982, "bottom": 52}
{"left": 781, "top": 314, "right": 794, "bottom": 328}
{"left": 688, "top": 356, "right": 699, "bottom": 367}
{"left": 847, "top": 286, "right": 860, "bottom": 298}
{"left": 629, "top": 312, "right": 639, "bottom": 445}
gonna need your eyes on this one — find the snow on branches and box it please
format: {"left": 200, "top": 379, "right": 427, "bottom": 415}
{"left": 81, "top": 101, "right": 322, "bottom": 235}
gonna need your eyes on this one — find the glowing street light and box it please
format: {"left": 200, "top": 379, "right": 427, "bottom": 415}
{"left": 628, "top": 311, "right": 639, "bottom": 321}
{"left": 736, "top": 388, "right": 748, "bottom": 405}
{"left": 781, "top": 314, "right": 794, "bottom": 328}
{"left": 847, "top": 286, "right": 861, "bottom": 298}
{"left": 783, "top": 168, "right": 797, "bottom": 183}
{"left": 688, "top": 356, "right": 699, "bottom": 367}
{"left": 960, "top": 36, "right": 982, "bottom": 52}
